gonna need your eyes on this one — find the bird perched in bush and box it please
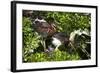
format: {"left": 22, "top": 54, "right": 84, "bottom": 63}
{"left": 46, "top": 30, "right": 82, "bottom": 52}
{"left": 33, "top": 16, "right": 57, "bottom": 51}
{"left": 47, "top": 29, "right": 90, "bottom": 54}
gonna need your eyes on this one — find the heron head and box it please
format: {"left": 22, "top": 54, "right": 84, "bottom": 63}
{"left": 34, "top": 16, "right": 46, "bottom": 24}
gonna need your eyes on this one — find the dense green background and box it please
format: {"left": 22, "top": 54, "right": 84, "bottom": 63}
{"left": 22, "top": 11, "right": 91, "bottom": 62}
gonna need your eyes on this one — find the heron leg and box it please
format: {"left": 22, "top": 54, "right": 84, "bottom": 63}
{"left": 69, "top": 42, "right": 77, "bottom": 52}
{"left": 41, "top": 37, "right": 46, "bottom": 51}
{"left": 55, "top": 45, "right": 59, "bottom": 51}
{"left": 43, "top": 39, "right": 46, "bottom": 50}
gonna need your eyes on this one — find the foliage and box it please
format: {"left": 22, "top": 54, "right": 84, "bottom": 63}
{"left": 24, "top": 50, "right": 80, "bottom": 62}
{"left": 22, "top": 11, "right": 91, "bottom": 62}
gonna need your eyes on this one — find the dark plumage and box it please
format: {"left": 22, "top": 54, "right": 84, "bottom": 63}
{"left": 46, "top": 32, "right": 69, "bottom": 51}
{"left": 33, "top": 16, "right": 56, "bottom": 38}
{"left": 53, "top": 32, "right": 69, "bottom": 45}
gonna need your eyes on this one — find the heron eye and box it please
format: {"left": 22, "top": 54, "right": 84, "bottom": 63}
{"left": 38, "top": 16, "right": 43, "bottom": 20}
{"left": 39, "top": 18, "right": 42, "bottom": 20}
{"left": 35, "top": 21, "right": 39, "bottom": 24}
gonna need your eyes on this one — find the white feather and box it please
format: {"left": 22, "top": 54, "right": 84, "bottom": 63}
{"left": 52, "top": 37, "right": 61, "bottom": 47}
{"left": 69, "top": 29, "right": 82, "bottom": 42}
{"left": 34, "top": 18, "right": 46, "bottom": 23}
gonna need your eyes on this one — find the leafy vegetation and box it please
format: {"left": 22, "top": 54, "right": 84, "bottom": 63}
{"left": 22, "top": 10, "right": 91, "bottom": 62}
